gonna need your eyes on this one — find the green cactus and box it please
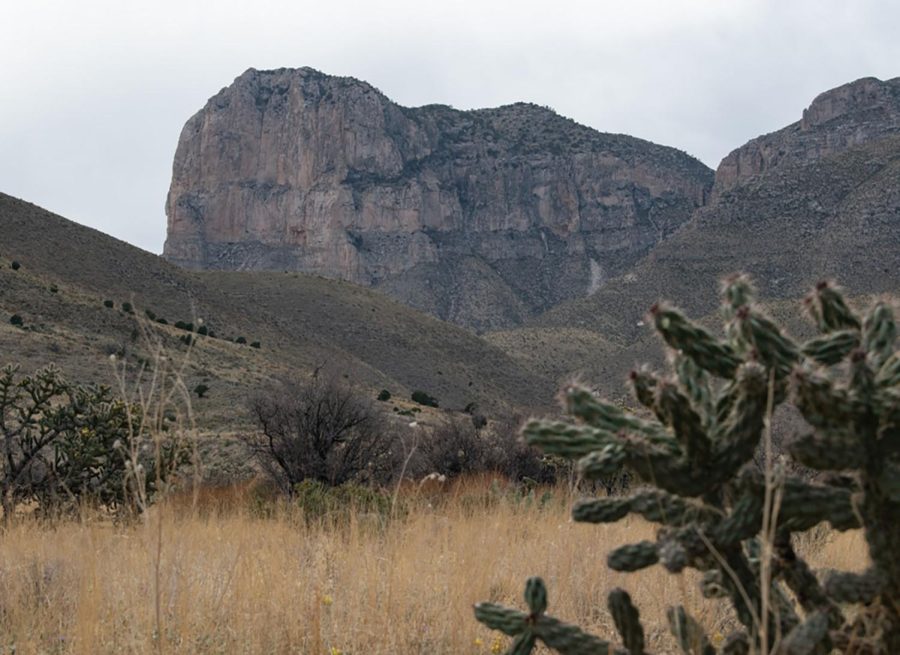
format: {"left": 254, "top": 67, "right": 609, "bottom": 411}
{"left": 474, "top": 275, "right": 900, "bottom": 654}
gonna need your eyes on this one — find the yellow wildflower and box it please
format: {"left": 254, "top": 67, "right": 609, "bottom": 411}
{"left": 322, "top": 594, "right": 334, "bottom": 607}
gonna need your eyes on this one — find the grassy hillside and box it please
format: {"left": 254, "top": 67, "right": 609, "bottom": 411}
{"left": 0, "top": 193, "right": 554, "bottom": 435}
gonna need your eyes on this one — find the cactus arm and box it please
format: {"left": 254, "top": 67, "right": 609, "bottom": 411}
{"left": 474, "top": 578, "right": 614, "bottom": 655}
{"left": 651, "top": 304, "right": 742, "bottom": 378}
{"left": 863, "top": 302, "right": 897, "bottom": 370}
{"left": 801, "top": 330, "right": 861, "bottom": 367}
{"left": 607, "top": 589, "right": 645, "bottom": 655}
{"left": 666, "top": 606, "right": 716, "bottom": 655}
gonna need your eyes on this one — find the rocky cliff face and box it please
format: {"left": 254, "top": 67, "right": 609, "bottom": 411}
{"left": 714, "top": 76, "right": 900, "bottom": 194}
{"left": 164, "top": 67, "right": 712, "bottom": 330}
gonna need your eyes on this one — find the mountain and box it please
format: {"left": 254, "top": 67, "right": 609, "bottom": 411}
{"left": 163, "top": 67, "right": 712, "bottom": 331}
{"left": 516, "top": 77, "right": 900, "bottom": 388}
{"left": 0, "top": 193, "right": 553, "bottom": 435}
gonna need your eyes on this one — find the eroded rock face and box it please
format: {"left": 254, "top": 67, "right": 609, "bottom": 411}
{"left": 164, "top": 67, "right": 712, "bottom": 330}
{"left": 714, "top": 77, "right": 900, "bottom": 195}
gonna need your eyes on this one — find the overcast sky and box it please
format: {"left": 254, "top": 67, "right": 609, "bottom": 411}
{"left": 2, "top": 0, "right": 898, "bottom": 253}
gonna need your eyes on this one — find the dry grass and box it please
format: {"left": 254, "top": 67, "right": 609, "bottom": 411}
{"left": 0, "top": 479, "right": 868, "bottom": 655}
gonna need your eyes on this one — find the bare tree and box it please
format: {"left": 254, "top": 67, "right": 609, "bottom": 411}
{"left": 243, "top": 375, "right": 395, "bottom": 494}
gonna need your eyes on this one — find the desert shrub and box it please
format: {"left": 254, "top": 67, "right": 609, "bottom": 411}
{"left": 10, "top": 261, "right": 20, "bottom": 270}
{"left": 474, "top": 276, "right": 900, "bottom": 654}
{"left": 179, "top": 334, "right": 193, "bottom": 346}
{"left": 235, "top": 336, "right": 247, "bottom": 344}
{"left": 121, "top": 302, "right": 134, "bottom": 314}
{"left": 193, "top": 383, "right": 209, "bottom": 399}
{"left": 103, "top": 299, "right": 114, "bottom": 308}
{"left": 293, "top": 479, "right": 394, "bottom": 522}
{"left": 418, "top": 414, "right": 486, "bottom": 478}
{"left": 49, "top": 284, "right": 58, "bottom": 293}
{"left": 0, "top": 365, "right": 188, "bottom": 519}
{"left": 250, "top": 341, "right": 260, "bottom": 349}
{"left": 241, "top": 374, "right": 397, "bottom": 494}
{"left": 196, "top": 325, "right": 208, "bottom": 336}
{"left": 377, "top": 389, "right": 391, "bottom": 401}
{"left": 156, "top": 317, "right": 168, "bottom": 325}
{"left": 144, "top": 309, "right": 156, "bottom": 321}
{"left": 9, "top": 314, "right": 23, "bottom": 327}
{"left": 417, "top": 413, "right": 552, "bottom": 483}
{"left": 411, "top": 390, "right": 439, "bottom": 407}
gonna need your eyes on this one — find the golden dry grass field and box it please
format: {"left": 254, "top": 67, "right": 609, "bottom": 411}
{"left": 0, "top": 478, "right": 867, "bottom": 655}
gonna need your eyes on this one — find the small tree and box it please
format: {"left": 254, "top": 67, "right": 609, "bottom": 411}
{"left": 242, "top": 375, "right": 395, "bottom": 494}
{"left": 193, "top": 383, "right": 210, "bottom": 399}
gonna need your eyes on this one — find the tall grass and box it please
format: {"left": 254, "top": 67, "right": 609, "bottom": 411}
{"left": 0, "top": 479, "right": 866, "bottom": 654}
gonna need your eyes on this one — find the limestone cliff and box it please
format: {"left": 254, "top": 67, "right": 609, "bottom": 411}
{"left": 714, "top": 76, "right": 900, "bottom": 194}
{"left": 164, "top": 67, "right": 712, "bottom": 330}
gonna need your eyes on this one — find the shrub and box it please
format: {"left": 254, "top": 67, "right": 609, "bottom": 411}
{"left": 0, "top": 365, "right": 188, "bottom": 519}
{"left": 197, "top": 325, "right": 208, "bottom": 336}
{"left": 417, "top": 413, "right": 552, "bottom": 483}
{"left": 250, "top": 341, "right": 261, "bottom": 349}
{"left": 418, "top": 414, "right": 487, "bottom": 478}
{"left": 235, "top": 336, "right": 247, "bottom": 344}
{"left": 241, "top": 374, "right": 397, "bottom": 493}
{"left": 179, "top": 334, "right": 193, "bottom": 346}
{"left": 377, "top": 389, "right": 391, "bottom": 401}
{"left": 293, "top": 479, "right": 394, "bottom": 522}
{"left": 194, "top": 383, "right": 210, "bottom": 399}
{"left": 122, "top": 302, "right": 134, "bottom": 314}
{"left": 474, "top": 276, "right": 900, "bottom": 654}
{"left": 9, "top": 314, "right": 23, "bottom": 327}
{"left": 103, "top": 299, "right": 114, "bottom": 308}
{"left": 411, "top": 390, "right": 439, "bottom": 407}
{"left": 10, "top": 261, "right": 20, "bottom": 270}
{"left": 144, "top": 309, "right": 156, "bottom": 321}
{"left": 156, "top": 317, "right": 168, "bottom": 325}
{"left": 49, "top": 284, "right": 58, "bottom": 294}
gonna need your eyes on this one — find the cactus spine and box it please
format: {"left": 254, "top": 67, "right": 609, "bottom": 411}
{"left": 474, "top": 276, "right": 900, "bottom": 654}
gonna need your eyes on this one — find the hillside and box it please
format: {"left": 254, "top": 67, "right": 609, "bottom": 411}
{"left": 0, "top": 193, "right": 554, "bottom": 436}
{"left": 163, "top": 67, "right": 713, "bottom": 331}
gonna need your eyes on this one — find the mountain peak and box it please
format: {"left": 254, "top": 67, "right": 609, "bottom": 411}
{"left": 715, "top": 76, "right": 900, "bottom": 194}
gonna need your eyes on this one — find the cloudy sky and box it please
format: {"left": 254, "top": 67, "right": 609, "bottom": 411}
{"left": 2, "top": 0, "right": 898, "bottom": 253}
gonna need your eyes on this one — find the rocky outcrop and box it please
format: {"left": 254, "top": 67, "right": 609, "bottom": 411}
{"left": 164, "top": 67, "right": 712, "bottom": 330}
{"left": 714, "top": 76, "right": 900, "bottom": 194}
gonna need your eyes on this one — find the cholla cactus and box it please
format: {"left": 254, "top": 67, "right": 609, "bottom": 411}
{"left": 474, "top": 275, "right": 900, "bottom": 654}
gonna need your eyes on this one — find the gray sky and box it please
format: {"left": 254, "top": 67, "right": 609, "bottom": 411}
{"left": 2, "top": 0, "right": 898, "bottom": 253}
